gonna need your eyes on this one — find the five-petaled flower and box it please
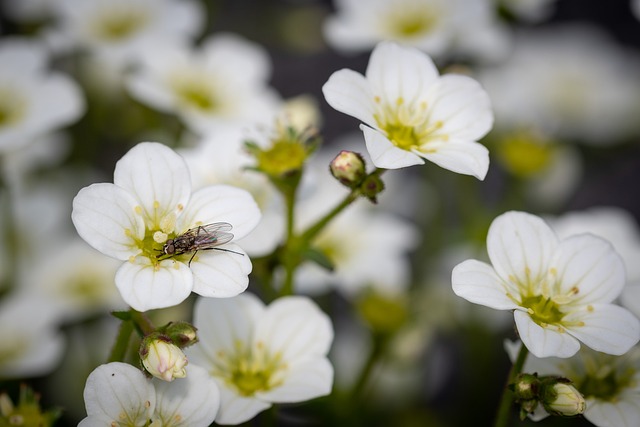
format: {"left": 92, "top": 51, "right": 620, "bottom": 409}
{"left": 452, "top": 211, "right": 640, "bottom": 358}
{"left": 72, "top": 142, "right": 261, "bottom": 312}
{"left": 322, "top": 41, "right": 493, "bottom": 179}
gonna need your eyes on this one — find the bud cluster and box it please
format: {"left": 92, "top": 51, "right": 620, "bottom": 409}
{"left": 139, "top": 321, "right": 198, "bottom": 382}
{"left": 329, "top": 150, "right": 385, "bottom": 203}
{"left": 511, "top": 373, "right": 586, "bottom": 420}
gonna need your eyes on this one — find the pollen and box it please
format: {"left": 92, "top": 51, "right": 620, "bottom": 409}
{"left": 153, "top": 200, "right": 160, "bottom": 209}
{"left": 587, "top": 305, "right": 594, "bottom": 312}
{"left": 124, "top": 228, "right": 132, "bottom": 236}
{"left": 135, "top": 206, "right": 143, "bottom": 215}
{"left": 177, "top": 203, "right": 184, "bottom": 212}
{"left": 374, "top": 96, "right": 381, "bottom": 103}
{"left": 128, "top": 255, "right": 136, "bottom": 263}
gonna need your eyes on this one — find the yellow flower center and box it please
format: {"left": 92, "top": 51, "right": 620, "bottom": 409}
{"left": 256, "top": 136, "right": 308, "bottom": 177}
{"left": 384, "top": 5, "right": 439, "bottom": 38}
{"left": 496, "top": 130, "right": 556, "bottom": 178}
{"left": 92, "top": 8, "right": 149, "bottom": 41}
{"left": 374, "top": 96, "right": 446, "bottom": 152}
{"left": 212, "top": 341, "right": 287, "bottom": 397}
{"left": 0, "top": 87, "right": 26, "bottom": 128}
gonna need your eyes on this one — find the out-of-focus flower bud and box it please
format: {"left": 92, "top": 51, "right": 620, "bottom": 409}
{"left": 360, "top": 173, "right": 385, "bottom": 204}
{"left": 140, "top": 337, "right": 188, "bottom": 382}
{"left": 357, "top": 291, "right": 408, "bottom": 334}
{"left": 330, "top": 150, "right": 366, "bottom": 188}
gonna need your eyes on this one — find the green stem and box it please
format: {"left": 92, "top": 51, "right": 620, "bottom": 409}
{"left": 130, "top": 310, "right": 155, "bottom": 336}
{"left": 300, "top": 191, "right": 358, "bottom": 242}
{"left": 494, "top": 343, "right": 529, "bottom": 427}
{"left": 349, "top": 333, "right": 387, "bottom": 405}
{"left": 108, "top": 319, "right": 134, "bottom": 363}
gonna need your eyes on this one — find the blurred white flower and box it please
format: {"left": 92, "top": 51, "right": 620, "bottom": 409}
{"left": 0, "top": 295, "right": 65, "bottom": 379}
{"left": 633, "top": 0, "right": 640, "bottom": 21}
{"left": 79, "top": 362, "right": 220, "bottom": 427}
{"left": 188, "top": 293, "right": 334, "bottom": 425}
{"left": 548, "top": 207, "right": 640, "bottom": 318}
{"left": 323, "top": 0, "right": 508, "bottom": 62}
{"left": 72, "top": 142, "right": 261, "bottom": 312}
{"left": 506, "top": 340, "right": 640, "bottom": 427}
{"left": 322, "top": 41, "right": 493, "bottom": 178}
{"left": 181, "top": 127, "right": 284, "bottom": 257}
{"left": 51, "top": 0, "right": 204, "bottom": 68}
{"left": 295, "top": 171, "right": 419, "bottom": 296}
{"left": 127, "top": 33, "right": 281, "bottom": 134}
{"left": 479, "top": 24, "right": 640, "bottom": 145}
{"left": 0, "top": 38, "right": 84, "bottom": 153}
{"left": 452, "top": 210, "right": 640, "bottom": 358}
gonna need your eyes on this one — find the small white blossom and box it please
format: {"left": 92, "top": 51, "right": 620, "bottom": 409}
{"left": 322, "top": 41, "right": 493, "bottom": 178}
{"left": 452, "top": 211, "right": 640, "bottom": 358}
{"left": 127, "top": 34, "right": 281, "bottom": 134}
{"left": 72, "top": 142, "right": 261, "bottom": 311}
{"left": 188, "top": 293, "right": 334, "bottom": 425}
{"left": 0, "top": 38, "right": 84, "bottom": 153}
{"left": 51, "top": 0, "right": 204, "bottom": 68}
{"left": 79, "top": 362, "right": 220, "bottom": 427}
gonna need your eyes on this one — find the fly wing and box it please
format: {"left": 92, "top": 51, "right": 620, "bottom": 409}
{"left": 192, "top": 222, "right": 234, "bottom": 248}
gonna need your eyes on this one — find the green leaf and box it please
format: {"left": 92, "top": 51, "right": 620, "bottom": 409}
{"left": 304, "top": 247, "right": 335, "bottom": 271}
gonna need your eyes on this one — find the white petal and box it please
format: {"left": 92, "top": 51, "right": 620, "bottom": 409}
{"left": 113, "top": 142, "right": 191, "bottom": 224}
{"left": 214, "top": 385, "right": 271, "bottom": 425}
{"left": 564, "top": 304, "right": 640, "bottom": 355}
{"left": 487, "top": 211, "right": 558, "bottom": 290}
{"left": 552, "top": 234, "right": 626, "bottom": 305}
{"left": 83, "top": 362, "right": 155, "bottom": 423}
{"left": 189, "top": 244, "right": 251, "bottom": 298}
{"left": 177, "top": 185, "right": 261, "bottom": 240}
{"left": 362, "top": 125, "right": 425, "bottom": 169}
{"left": 27, "top": 74, "right": 85, "bottom": 133}
{"left": 585, "top": 397, "right": 640, "bottom": 427}
{"left": 424, "top": 74, "right": 493, "bottom": 141}
{"left": 254, "top": 296, "right": 334, "bottom": 360}
{"left": 153, "top": 364, "right": 220, "bottom": 427}
{"left": 514, "top": 310, "right": 580, "bottom": 358}
{"left": 451, "top": 259, "right": 519, "bottom": 310}
{"left": 201, "top": 33, "right": 272, "bottom": 85}
{"left": 115, "top": 258, "right": 193, "bottom": 312}
{"left": 258, "top": 358, "right": 333, "bottom": 403}
{"left": 72, "top": 183, "right": 144, "bottom": 260}
{"left": 189, "top": 293, "right": 264, "bottom": 361}
{"left": 419, "top": 139, "right": 489, "bottom": 180}
{"left": 621, "top": 284, "right": 640, "bottom": 319}
{"left": 366, "top": 41, "right": 440, "bottom": 105}
{"left": 322, "top": 69, "right": 376, "bottom": 126}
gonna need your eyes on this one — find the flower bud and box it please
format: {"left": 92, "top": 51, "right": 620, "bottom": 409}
{"left": 360, "top": 173, "right": 385, "bottom": 204}
{"left": 330, "top": 150, "right": 366, "bottom": 187}
{"left": 540, "top": 381, "right": 586, "bottom": 417}
{"left": 512, "top": 373, "right": 539, "bottom": 401}
{"left": 163, "top": 321, "right": 198, "bottom": 348}
{"left": 141, "top": 338, "right": 188, "bottom": 382}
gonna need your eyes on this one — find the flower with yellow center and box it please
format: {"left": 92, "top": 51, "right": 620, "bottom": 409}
{"left": 72, "top": 142, "right": 261, "bottom": 312}
{"left": 188, "top": 293, "right": 334, "bottom": 425}
{"left": 453, "top": 211, "right": 640, "bottom": 358}
{"left": 323, "top": 41, "right": 493, "bottom": 179}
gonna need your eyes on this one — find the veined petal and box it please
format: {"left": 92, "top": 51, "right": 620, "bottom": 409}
{"left": 322, "top": 69, "right": 376, "bottom": 126}
{"left": 451, "top": 259, "right": 519, "bottom": 310}
{"left": 72, "top": 183, "right": 144, "bottom": 260}
{"left": 189, "top": 293, "right": 264, "bottom": 360}
{"left": 424, "top": 74, "right": 493, "bottom": 141}
{"left": 487, "top": 211, "right": 558, "bottom": 290}
{"left": 585, "top": 398, "right": 640, "bottom": 427}
{"left": 564, "top": 304, "right": 640, "bottom": 355}
{"left": 258, "top": 358, "right": 333, "bottom": 403}
{"left": 362, "top": 125, "right": 425, "bottom": 169}
{"left": 419, "top": 139, "right": 489, "bottom": 180}
{"left": 514, "top": 310, "right": 580, "bottom": 358}
{"left": 153, "top": 364, "right": 220, "bottom": 427}
{"left": 552, "top": 234, "right": 626, "bottom": 305}
{"left": 113, "top": 142, "right": 191, "bottom": 225}
{"left": 177, "top": 185, "right": 261, "bottom": 240}
{"left": 366, "top": 41, "right": 440, "bottom": 105}
{"left": 214, "top": 385, "right": 271, "bottom": 425}
{"left": 254, "top": 296, "right": 334, "bottom": 360}
{"left": 83, "top": 362, "right": 155, "bottom": 424}
{"left": 189, "top": 244, "right": 251, "bottom": 298}
{"left": 115, "top": 258, "right": 193, "bottom": 312}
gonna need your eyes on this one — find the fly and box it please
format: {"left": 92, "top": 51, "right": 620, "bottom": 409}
{"left": 158, "top": 222, "right": 243, "bottom": 266}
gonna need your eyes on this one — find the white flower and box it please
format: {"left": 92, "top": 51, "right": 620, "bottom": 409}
{"left": 548, "top": 207, "right": 640, "bottom": 318}
{"left": 127, "top": 33, "right": 281, "bottom": 134}
{"left": 79, "top": 362, "right": 220, "bottom": 427}
{"left": 51, "top": 0, "right": 204, "bottom": 68}
{"left": 180, "top": 126, "right": 284, "bottom": 257}
{"left": 500, "top": 0, "right": 557, "bottom": 22}
{"left": 452, "top": 211, "right": 640, "bottom": 358}
{"left": 506, "top": 340, "right": 640, "bottom": 427}
{"left": 187, "top": 293, "right": 334, "bottom": 425}
{"left": 323, "top": 0, "right": 508, "bottom": 61}
{"left": 0, "top": 295, "right": 65, "bottom": 379}
{"left": 0, "top": 38, "right": 84, "bottom": 153}
{"left": 322, "top": 41, "right": 493, "bottom": 178}
{"left": 71, "top": 142, "right": 261, "bottom": 312}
